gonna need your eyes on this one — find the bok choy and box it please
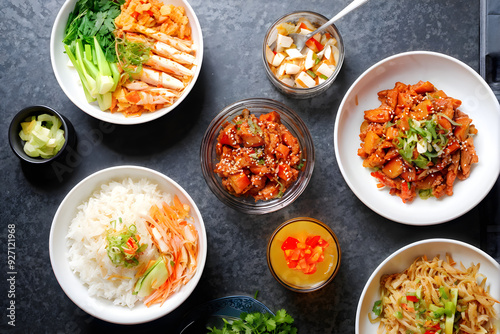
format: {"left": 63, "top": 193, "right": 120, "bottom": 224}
{"left": 62, "top": 0, "right": 124, "bottom": 110}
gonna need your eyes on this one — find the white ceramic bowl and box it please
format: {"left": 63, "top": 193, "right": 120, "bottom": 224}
{"left": 50, "top": 0, "right": 203, "bottom": 125}
{"left": 49, "top": 166, "right": 207, "bottom": 324}
{"left": 356, "top": 238, "right": 500, "bottom": 334}
{"left": 334, "top": 51, "right": 500, "bottom": 225}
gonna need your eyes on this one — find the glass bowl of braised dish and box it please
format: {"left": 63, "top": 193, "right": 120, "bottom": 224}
{"left": 200, "top": 98, "right": 315, "bottom": 214}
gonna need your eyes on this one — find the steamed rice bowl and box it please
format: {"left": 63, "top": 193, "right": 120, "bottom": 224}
{"left": 66, "top": 177, "right": 198, "bottom": 308}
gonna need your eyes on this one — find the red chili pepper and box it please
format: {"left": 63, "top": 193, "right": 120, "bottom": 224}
{"left": 281, "top": 237, "right": 299, "bottom": 251}
{"left": 286, "top": 259, "right": 298, "bottom": 269}
{"left": 430, "top": 323, "right": 441, "bottom": 330}
{"left": 424, "top": 331, "right": 436, "bottom": 334}
{"left": 306, "top": 235, "right": 320, "bottom": 247}
{"left": 401, "top": 303, "right": 415, "bottom": 312}
{"left": 299, "top": 22, "right": 309, "bottom": 30}
{"left": 123, "top": 237, "right": 137, "bottom": 254}
{"left": 131, "top": 11, "right": 139, "bottom": 19}
{"left": 145, "top": 10, "right": 154, "bottom": 16}
{"left": 305, "top": 37, "right": 324, "bottom": 51}
{"left": 281, "top": 235, "right": 328, "bottom": 275}
{"left": 406, "top": 295, "right": 419, "bottom": 302}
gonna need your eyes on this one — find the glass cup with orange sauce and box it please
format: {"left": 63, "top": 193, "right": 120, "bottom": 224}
{"left": 267, "top": 217, "right": 341, "bottom": 292}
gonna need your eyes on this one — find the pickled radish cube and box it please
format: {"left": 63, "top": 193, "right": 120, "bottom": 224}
{"left": 285, "top": 48, "right": 304, "bottom": 59}
{"left": 299, "top": 28, "right": 312, "bottom": 35}
{"left": 324, "top": 45, "right": 332, "bottom": 60}
{"left": 331, "top": 45, "right": 340, "bottom": 64}
{"left": 265, "top": 45, "right": 275, "bottom": 64}
{"left": 285, "top": 63, "right": 301, "bottom": 75}
{"left": 317, "top": 63, "right": 334, "bottom": 78}
{"left": 304, "top": 49, "right": 315, "bottom": 70}
{"left": 272, "top": 52, "right": 286, "bottom": 66}
{"left": 277, "top": 63, "right": 286, "bottom": 76}
{"left": 316, "top": 48, "right": 325, "bottom": 60}
{"left": 298, "top": 19, "right": 315, "bottom": 31}
{"left": 276, "top": 34, "right": 293, "bottom": 52}
{"left": 295, "top": 71, "right": 316, "bottom": 88}
{"left": 280, "top": 76, "right": 295, "bottom": 87}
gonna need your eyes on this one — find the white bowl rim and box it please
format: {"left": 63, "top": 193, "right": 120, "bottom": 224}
{"left": 49, "top": 165, "right": 207, "bottom": 324}
{"left": 50, "top": 0, "right": 204, "bottom": 125}
{"left": 355, "top": 237, "right": 500, "bottom": 334}
{"left": 334, "top": 50, "right": 500, "bottom": 225}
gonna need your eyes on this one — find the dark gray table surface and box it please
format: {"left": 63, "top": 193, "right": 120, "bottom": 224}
{"left": 1, "top": 0, "right": 499, "bottom": 333}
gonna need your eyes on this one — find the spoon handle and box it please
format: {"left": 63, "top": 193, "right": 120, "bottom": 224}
{"left": 307, "top": 0, "right": 369, "bottom": 38}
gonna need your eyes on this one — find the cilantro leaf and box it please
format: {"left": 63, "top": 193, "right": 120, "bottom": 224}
{"left": 207, "top": 309, "right": 298, "bottom": 334}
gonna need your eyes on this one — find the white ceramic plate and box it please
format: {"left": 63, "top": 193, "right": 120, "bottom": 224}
{"left": 356, "top": 238, "right": 500, "bottom": 334}
{"left": 334, "top": 51, "right": 500, "bottom": 225}
{"left": 50, "top": 0, "right": 203, "bottom": 125}
{"left": 49, "top": 166, "right": 207, "bottom": 324}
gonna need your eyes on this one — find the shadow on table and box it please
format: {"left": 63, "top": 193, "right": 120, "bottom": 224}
{"left": 94, "top": 71, "right": 207, "bottom": 157}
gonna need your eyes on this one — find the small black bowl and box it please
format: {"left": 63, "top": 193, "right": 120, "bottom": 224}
{"left": 8, "top": 105, "right": 76, "bottom": 180}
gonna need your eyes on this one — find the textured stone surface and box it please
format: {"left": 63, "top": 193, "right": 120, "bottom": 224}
{"left": 0, "top": 0, "right": 498, "bottom": 333}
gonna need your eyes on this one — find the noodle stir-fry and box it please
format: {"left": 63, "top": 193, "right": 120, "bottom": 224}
{"left": 370, "top": 254, "right": 499, "bottom": 334}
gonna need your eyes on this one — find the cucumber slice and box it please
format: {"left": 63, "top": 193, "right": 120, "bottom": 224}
{"left": 18, "top": 114, "right": 65, "bottom": 158}
{"left": 134, "top": 257, "right": 170, "bottom": 298}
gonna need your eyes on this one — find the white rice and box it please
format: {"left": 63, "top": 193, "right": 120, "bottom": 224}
{"left": 66, "top": 178, "right": 171, "bottom": 308}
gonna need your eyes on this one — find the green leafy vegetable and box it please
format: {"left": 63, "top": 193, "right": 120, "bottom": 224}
{"left": 63, "top": 0, "right": 123, "bottom": 109}
{"left": 306, "top": 70, "right": 317, "bottom": 78}
{"left": 207, "top": 309, "right": 297, "bottom": 334}
{"left": 63, "top": 0, "right": 124, "bottom": 62}
{"left": 418, "top": 188, "right": 433, "bottom": 200}
{"left": 106, "top": 220, "right": 147, "bottom": 268}
{"left": 394, "top": 115, "right": 448, "bottom": 169}
{"left": 116, "top": 36, "right": 151, "bottom": 76}
{"left": 296, "top": 159, "right": 306, "bottom": 170}
{"left": 247, "top": 118, "right": 263, "bottom": 135}
{"left": 372, "top": 300, "right": 382, "bottom": 316}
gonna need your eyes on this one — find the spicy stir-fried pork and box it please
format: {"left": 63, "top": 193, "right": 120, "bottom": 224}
{"left": 215, "top": 109, "right": 303, "bottom": 201}
{"left": 357, "top": 81, "right": 478, "bottom": 203}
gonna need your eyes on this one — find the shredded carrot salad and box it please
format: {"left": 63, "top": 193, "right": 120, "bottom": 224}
{"left": 140, "top": 195, "right": 199, "bottom": 306}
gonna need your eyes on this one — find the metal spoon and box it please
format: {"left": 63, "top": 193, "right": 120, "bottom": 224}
{"left": 291, "top": 0, "right": 369, "bottom": 51}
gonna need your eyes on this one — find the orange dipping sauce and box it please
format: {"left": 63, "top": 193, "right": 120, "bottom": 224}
{"left": 267, "top": 217, "right": 341, "bottom": 292}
